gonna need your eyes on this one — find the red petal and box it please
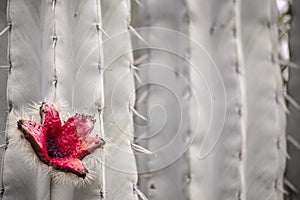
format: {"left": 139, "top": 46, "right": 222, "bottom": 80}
{"left": 40, "top": 103, "right": 66, "bottom": 158}
{"left": 17, "top": 120, "right": 50, "bottom": 163}
{"left": 51, "top": 122, "right": 80, "bottom": 158}
{"left": 63, "top": 114, "right": 95, "bottom": 139}
{"left": 55, "top": 114, "right": 96, "bottom": 158}
{"left": 50, "top": 157, "right": 88, "bottom": 178}
{"left": 75, "top": 136, "right": 105, "bottom": 159}
{"left": 40, "top": 102, "right": 62, "bottom": 137}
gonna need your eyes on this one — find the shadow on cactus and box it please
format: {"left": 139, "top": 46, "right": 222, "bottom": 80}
{"left": 17, "top": 102, "right": 105, "bottom": 178}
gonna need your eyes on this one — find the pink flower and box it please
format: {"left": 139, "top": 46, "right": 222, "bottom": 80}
{"left": 17, "top": 102, "right": 105, "bottom": 178}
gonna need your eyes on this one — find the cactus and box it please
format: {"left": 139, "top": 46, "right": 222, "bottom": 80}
{"left": 0, "top": 0, "right": 8, "bottom": 198}
{"left": 2, "top": 1, "right": 52, "bottom": 199}
{"left": 101, "top": 0, "right": 138, "bottom": 199}
{"left": 286, "top": 0, "right": 300, "bottom": 198}
{"left": 188, "top": 1, "right": 286, "bottom": 199}
{"left": 0, "top": 0, "right": 290, "bottom": 200}
{"left": 242, "top": 1, "right": 286, "bottom": 199}
{"left": 131, "top": 0, "right": 190, "bottom": 199}
{"left": 187, "top": 0, "right": 247, "bottom": 199}
{"left": 187, "top": 0, "right": 286, "bottom": 199}
{"left": 0, "top": 0, "right": 138, "bottom": 199}
{"left": 131, "top": 0, "right": 286, "bottom": 199}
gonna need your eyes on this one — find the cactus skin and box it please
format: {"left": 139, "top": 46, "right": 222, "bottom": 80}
{"left": 187, "top": 0, "right": 246, "bottom": 199}
{"left": 0, "top": 0, "right": 287, "bottom": 200}
{"left": 101, "top": 0, "right": 138, "bottom": 199}
{"left": 3, "top": 1, "right": 52, "bottom": 199}
{"left": 242, "top": 1, "right": 286, "bottom": 199}
{"left": 0, "top": 0, "right": 8, "bottom": 198}
{"left": 187, "top": 0, "right": 286, "bottom": 199}
{"left": 131, "top": 0, "right": 190, "bottom": 199}
{"left": 1, "top": 0, "right": 138, "bottom": 199}
{"left": 286, "top": 0, "right": 300, "bottom": 198}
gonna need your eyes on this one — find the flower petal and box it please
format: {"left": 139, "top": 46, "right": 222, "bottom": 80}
{"left": 56, "top": 114, "right": 96, "bottom": 158}
{"left": 52, "top": 122, "right": 80, "bottom": 158}
{"left": 40, "top": 102, "right": 62, "bottom": 137}
{"left": 17, "top": 119, "right": 50, "bottom": 163}
{"left": 50, "top": 157, "right": 88, "bottom": 178}
{"left": 63, "top": 114, "right": 95, "bottom": 139}
{"left": 76, "top": 136, "right": 105, "bottom": 159}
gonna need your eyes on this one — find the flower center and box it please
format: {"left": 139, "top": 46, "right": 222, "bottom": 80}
{"left": 47, "top": 136, "right": 64, "bottom": 158}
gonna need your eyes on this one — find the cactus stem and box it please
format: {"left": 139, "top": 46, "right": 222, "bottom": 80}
{"left": 95, "top": 0, "right": 106, "bottom": 198}
{"left": 233, "top": 0, "right": 247, "bottom": 199}
{"left": 133, "top": 185, "right": 148, "bottom": 200}
{"left": 131, "top": 143, "right": 153, "bottom": 155}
